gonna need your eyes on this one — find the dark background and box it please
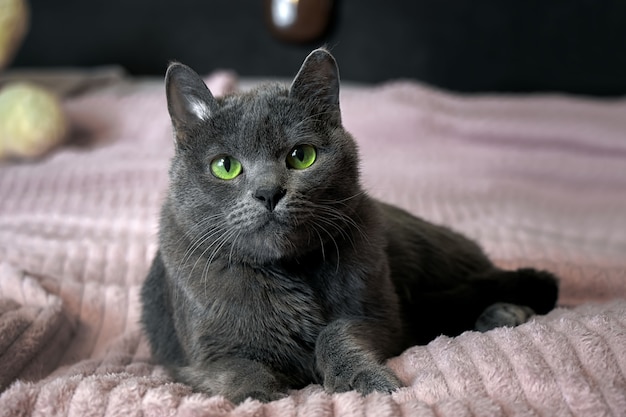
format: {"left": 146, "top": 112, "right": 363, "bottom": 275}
{"left": 12, "top": 0, "right": 626, "bottom": 95}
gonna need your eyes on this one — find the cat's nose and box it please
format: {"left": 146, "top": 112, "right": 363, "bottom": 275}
{"left": 254, "top": 187, "right": 287, "bottom": 211}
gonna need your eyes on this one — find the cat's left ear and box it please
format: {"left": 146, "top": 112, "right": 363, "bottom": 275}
{"left": 165, "top": 62, "right": 218, "bottom": 143}
{"left": 289, "top": 48, "right": 341, "bottom": 124}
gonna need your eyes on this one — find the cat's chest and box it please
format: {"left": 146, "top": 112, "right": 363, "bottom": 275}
{"left": 201, "top": 265, "right": 327, "bottom": 349}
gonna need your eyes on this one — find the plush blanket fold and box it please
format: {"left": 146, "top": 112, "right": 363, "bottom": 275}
{"left": 0, "top": 265, "right": 74, "bottom": 392}
{"left": 0, "top": 71, "right": 625, "bottom": 416}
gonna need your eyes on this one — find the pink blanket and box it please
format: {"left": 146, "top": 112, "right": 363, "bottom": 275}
{"left": 1, "top": 72, "right": 625, "bottom": 416}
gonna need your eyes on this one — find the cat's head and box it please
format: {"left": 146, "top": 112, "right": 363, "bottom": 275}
{"left": 164, "top": 48, "right": 364, "bottom": 264}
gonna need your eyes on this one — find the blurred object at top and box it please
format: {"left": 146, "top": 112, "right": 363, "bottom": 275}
{"left": 264, "top": 0, "right": 334, "bottom": 43}
{"left": 8, "top": 1, "right": 626, "bottom": 96}
{"left": 0, "top": 0, "right": 69, "bottom": 161}
{"left": 0, "top": 0, "right": 29, "bottom": 69}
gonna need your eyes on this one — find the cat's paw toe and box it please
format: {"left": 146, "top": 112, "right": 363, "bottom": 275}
{"left": 351, "top": 366, "right": 402, "bottom": 395}
{"left": 325, "top": 366, "right": 401, "bottom": 395}
{"left": 475, "top": 302, "right": 535, "bottom": 332}
{"left": 231, "top": 390, "right": 287, "bottom": 404}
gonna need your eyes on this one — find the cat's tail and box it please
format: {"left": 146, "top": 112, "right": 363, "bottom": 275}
{"left": 474, "top": 267, "right": 559, "bottom": 315}
{"left": 469, "top": 267, "right": 559, "bottom": 332}
{"left": 403, "top": 267, "right": 559, "bottom": 345}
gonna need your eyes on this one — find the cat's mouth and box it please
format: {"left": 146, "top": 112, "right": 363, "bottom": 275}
{"left": 238, "top": 209, "right": 313, "bottom": 259}
{"left": 252, "top": 211, "right": 293, "bottom": 233}
{"left": 225, "top": 202, "right": 316, "bottom": 261}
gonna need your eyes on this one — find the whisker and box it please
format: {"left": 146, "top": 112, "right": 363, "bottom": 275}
{"left": 228, "top": 231, "right": 242, "bottom": 266}
{"left": 171, "top": 214, "right": 224, "bottom": 277}
{"left": 317, "top": 191, "right": 366, "bottom": 206}
{"left": 200, "top": 227, "right": 239, "bottom": 298}
{"left": 312, "top": 220, "right": 341, "bottom": 273}
{"left": 313, "top": 227, "right": 326, "bottom": 263}
{"left": 178, "top": 221, "right": 229, "bottom": 283}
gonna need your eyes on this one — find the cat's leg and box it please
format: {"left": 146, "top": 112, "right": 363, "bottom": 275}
{"left": 405, "top": 267, "right": 558, "bottom": 342}
{"left": 315, "top": 319, "right": 402, "bottom": 395}
{"left": 472, "top": 267, "right": 559, "bottom": 317}
{"left": 174, "top": 357, "right": 287, "bottom": 404}
{"left": 467, "top": 268, "right": 558, "bottom": 333}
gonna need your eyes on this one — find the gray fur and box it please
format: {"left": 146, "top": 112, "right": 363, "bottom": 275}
{"left": 141, "top": 48, "right": 558, "bottom": 403}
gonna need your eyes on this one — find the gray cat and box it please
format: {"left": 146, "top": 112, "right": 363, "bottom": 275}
{"left": 141, "top": 48, "right": 558, "bottom": 404}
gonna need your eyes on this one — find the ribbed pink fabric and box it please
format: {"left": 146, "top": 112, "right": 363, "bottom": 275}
{"left": 0, "top": 73, "right": 624, "bottom": 416}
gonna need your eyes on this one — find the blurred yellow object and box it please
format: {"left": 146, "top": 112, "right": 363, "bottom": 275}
{"left": 0, "top": 0, "right": 29, "bottom": 69}
{"left": 0, "top": 83, "right": 68, "bottom": 160}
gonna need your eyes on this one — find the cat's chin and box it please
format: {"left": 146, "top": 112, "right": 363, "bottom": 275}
{"left": 235, "top": 224, "right": 312, "bottom": 265}
{"left": 235, "top": 237, "right": 293, "bottom": 265}
{"left": 227, "top": 213, "right": 295, "bottom": 262}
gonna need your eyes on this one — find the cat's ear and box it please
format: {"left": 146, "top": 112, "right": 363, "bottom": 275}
{"left": 165, "top": 62, "right": 217, "bottom": 142}
{"left": 289, "top": 48, "right": 341, "bottom": 124}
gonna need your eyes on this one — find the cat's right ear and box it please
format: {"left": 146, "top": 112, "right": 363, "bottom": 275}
{"left": 289, "top": 48, "right": 341, "bottom": 124}
{"left": 165, "top": 62, "right": 217, "bottom": 143}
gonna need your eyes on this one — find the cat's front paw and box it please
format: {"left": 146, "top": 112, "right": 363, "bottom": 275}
{"left": 324, "top": 364, "right": 402, "bottom": 395}
{"left": 351, "top": 366, "right": 402, "bottom": 395}
{"left": 176, "top": 360, "right": 287, "bottom": 404}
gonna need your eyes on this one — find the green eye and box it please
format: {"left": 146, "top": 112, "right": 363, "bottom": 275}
{"left": 210, "top": 155, "right": 242, "bottom": 180}
{"left": 286, "top": 144, "right": 317, "bottom": 169}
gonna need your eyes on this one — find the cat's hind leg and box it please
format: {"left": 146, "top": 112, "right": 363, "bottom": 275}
{"left": 478, "top": 267, "right": 559, "bottom": 315}
{"left": 473, "top": 267, "right": 558, "bottom": 331}
{"left": 403, "top": 266, "right": 559, "bottom": 344}
{"left": 474, "top": 302, "right": 535, "bottom": 331}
